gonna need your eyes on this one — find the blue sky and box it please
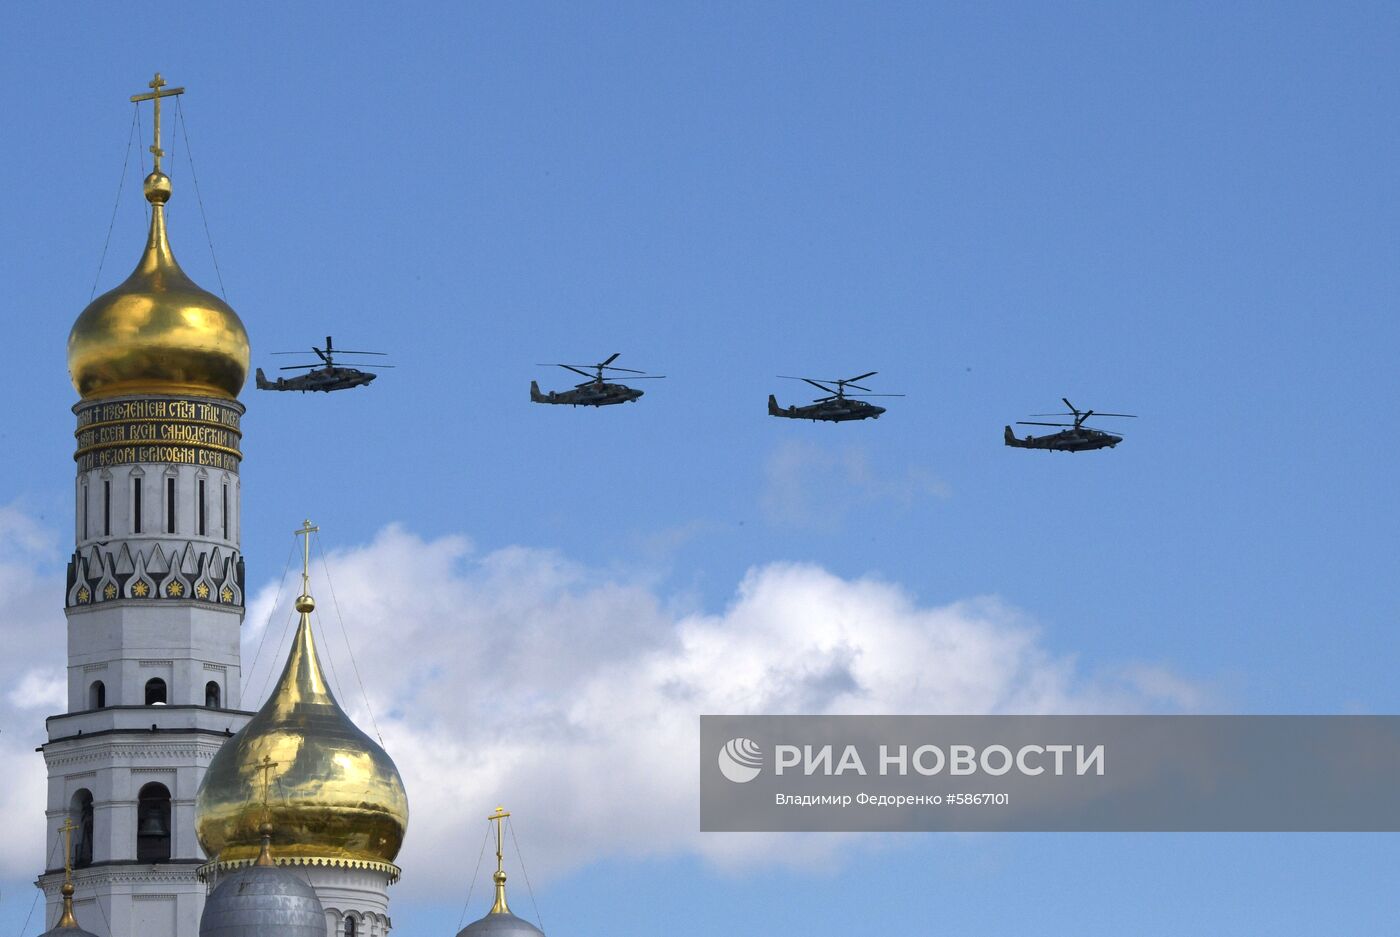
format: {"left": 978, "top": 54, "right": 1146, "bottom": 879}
{"left": 2, "top": 2, "right": 1399, "bottom": 934}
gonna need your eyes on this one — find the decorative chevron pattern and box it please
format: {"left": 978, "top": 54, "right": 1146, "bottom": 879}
{"left": 65, "top": 541, "right": 245, "bottom": 608}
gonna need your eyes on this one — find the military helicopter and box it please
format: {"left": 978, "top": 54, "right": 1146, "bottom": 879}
{"left": 769, "top": 372, "right": 903, "bottom": 422}
{"left": 531, "top": 354, "right": 664, "bottom": 407}
{"left": 1005, "top": 398, "right": 1136, "bottom": 451}
{"left": 256, "top": 336, "right": 391, "bottom": 393}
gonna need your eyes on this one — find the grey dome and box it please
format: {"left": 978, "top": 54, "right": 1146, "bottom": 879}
{"left": 456, "top": 911, "right": 546, "bottom": 937}
{"left": 39, "top": 918, "right": 100, "bottom": 937}
{"left": 200, "top": 864, "right": 325, "bottom": 937}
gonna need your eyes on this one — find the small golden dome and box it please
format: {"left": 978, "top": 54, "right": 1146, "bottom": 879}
{"left": 195, "top": 606, "right": 408, "bottom": 866}
{"left": 67, "top": 170, "right": 249, "bottom": 400}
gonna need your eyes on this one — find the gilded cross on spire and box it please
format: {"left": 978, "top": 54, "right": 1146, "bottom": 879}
{"left": 488, "top": 805, "right": 512, "bottom": 914}
{"left": 57, "top": 817, "right": 80, "bottom": 927}
{"left": 59, "top": 816, "right": 79, "bottom": 882}
{"left": 129, "top": 72, "right": 184, "bottom": 174}
{"left": 254, "top": 754, "right": 280, "bottom": 818}
{"left": 251, "top": 754, "right": 280, "bottom": 866}
{"left": 294, "top": 519, "right": 319, "bottom": 605}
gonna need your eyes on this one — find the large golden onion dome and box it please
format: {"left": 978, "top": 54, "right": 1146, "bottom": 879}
{"left": 67, "top": 167, "right": 250, "bottom": 400}
{"left": 196, "top": 586, "right": 408, "bottom": 869}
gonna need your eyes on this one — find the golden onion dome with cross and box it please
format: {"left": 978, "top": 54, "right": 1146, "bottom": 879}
{"left": 67, "top": 73, "right": 250, "bottom": 401}
{"left": 195, "top": 522, "right": 408, "bottom": 871}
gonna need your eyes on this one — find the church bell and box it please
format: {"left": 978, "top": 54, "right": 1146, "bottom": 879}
{"left": 138, "top": 812, "right": 169, "bottom": 838}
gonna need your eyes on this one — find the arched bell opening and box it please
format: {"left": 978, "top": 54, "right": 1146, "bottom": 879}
{"left": 144, "top": 677, "right": 167, "bottom": 706}
{"left": 70, "top": 789, "right": 94, "bottom": 868}
{"left": 136, "top": 782, "right": 172, "bottom": 862}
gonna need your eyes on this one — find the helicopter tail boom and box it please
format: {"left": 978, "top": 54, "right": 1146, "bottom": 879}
{"left": 255, "top": 368, "right": 274, "bottom": 390}
{"left": 531, "top": 380, "right": 545, "bottom": 403}
{"left": 768, "top": 394, "right": 783, "bottom": 416}
{"left": 1004, "top": 425, "right": 1026, "bottom": 448}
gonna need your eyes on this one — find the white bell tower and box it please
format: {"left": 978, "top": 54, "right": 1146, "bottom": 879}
{"left": 37, "top": 73, "right": 254, "bottom": 937}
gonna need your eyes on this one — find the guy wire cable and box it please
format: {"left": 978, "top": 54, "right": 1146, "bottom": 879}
{"left": 312, "top": 602, "right": 347, "bottom": 701}
{"left": 243, "top": 539, "right": 296, "bottom": 699}
{"left": 509, "top": 819, "right": 545, "bottom": 933}
{"left": 456, "top": 821, "right": 492, "bottom": 930}
{"left": 175, "top": 95, "right": 229, "bottom": 300}
{"left": 89, "top": 106, "right": 139, "bottom": 301}
{"left": 316, "top": 534, "right": 386, "bottom": 746}
{"left": 17, "top": 834, "right": 63, "bottom": 937}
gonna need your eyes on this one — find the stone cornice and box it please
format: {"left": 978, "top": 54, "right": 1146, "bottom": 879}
{"left": 42, "top": 737, "right": 230, "bottom": 768}
{"left": 37, "top": 861, "right": 203, "bottom": 893}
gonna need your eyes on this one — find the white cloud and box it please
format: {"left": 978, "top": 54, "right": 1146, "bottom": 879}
{"left": 239, "top": 524, "right": 1199, "bottom": 898}
{"left": 8, "top": 668, "right": 67, "bottom": 711}
{"left": 760, "top": 440, "right": 950, "bottom": 529}
{"left": 0, "top": 509, "right": 1200, "bottom": 897}
{"left": 0, "top": 503, "right": 67, "bottom": 880}
{"left": 0, "top": 504, "right": 59, "bottom": 562}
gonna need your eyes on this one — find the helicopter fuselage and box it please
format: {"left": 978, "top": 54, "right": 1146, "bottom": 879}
{"left": 256, "top": 366, "right": 377, "bottom": 393}
{"left": 531, "top": 380, "right": 644, "bottom": 407}
{"left": 769, "top": 395, "right": 884, "bottom": 422}
{"left": 1004, "top": 425, "right": 1121, "bottom": 451}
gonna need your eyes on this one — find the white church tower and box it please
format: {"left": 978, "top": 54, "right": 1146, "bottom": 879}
{"left": 37, "top": 73, "right": 254, "bottom": 937}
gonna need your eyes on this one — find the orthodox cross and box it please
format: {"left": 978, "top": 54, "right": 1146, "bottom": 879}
{"left": 488, "top": 805, "right": 511, "bottom": 913}
{"left": 129, "top": 72, "right": 184, "bottom": 174}
{"left": 294, "top": 519, "right": 319, "bottom": 596}
{"left": 57, "top": 816, "right": 81, "bottom": 926}
{"left": 488, "top": 805, "right": 510, "bottom": 871}
{"left": 254, "top": 754, "right": 280, "bottom": 823}
{"left": 59, "top": 816, "right": 79, "bottom": 881}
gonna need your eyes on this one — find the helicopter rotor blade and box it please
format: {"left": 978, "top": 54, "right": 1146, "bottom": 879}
{"left": 1031, "top": 410, "right": 1136, "bottom": 419}
{"left": 846, "top": 394, "right": 905, "bottom": 397}
{"left": 1017, "top": 421, "right": 1074, "bottom": 427}
{"left": 842, "top": 383, "right": 873, "bottom": 392}
{"left": 279, "top": 364, "right": 323, "bottom": 371}
{"left": 327, "top": 350, "right": 388, "bottom": 356}
{"left": 779, "top": 376, "right": 839, "bottom": 387}
{"left": 845, "top": 371, "right": 878, "bottom": 384}
{"left": 551, "top": 364, "right": 597, "bottom": 380}
{"left": 601, "top": 353, "right": 621, "bottom": 367}
{"left": 557, "top": 362, "right": 650, "bottom": 375}
{"left": 574, "top": 375, "right": 665, "bottom": 384}
{"left": 799, "top": 378, "right": 838, "bottom": 395}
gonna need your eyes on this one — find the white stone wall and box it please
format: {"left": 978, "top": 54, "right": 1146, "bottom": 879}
{"left": 42, "top": 434, "right": 252, "bottom": 937}
{"left": 76, "top": 464, "right": 241, "bottom": 547}
{"left": 65, "top": 602, "right": 245, "bottom": 710}
{"left": 300, "top": 866, "right": 394, "bottom": 937}
{"left": 39, "top": 865, "right": 208, "bottom": 937}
